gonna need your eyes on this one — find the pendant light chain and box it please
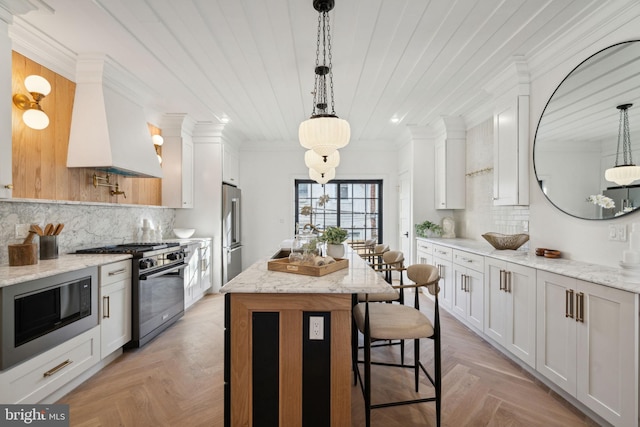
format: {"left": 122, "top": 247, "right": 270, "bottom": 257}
{"left": 619, "top": 105, "right": 634, "bottom": 166}
{"left": 326, "top": 11, "right": 336, "bottom": 116}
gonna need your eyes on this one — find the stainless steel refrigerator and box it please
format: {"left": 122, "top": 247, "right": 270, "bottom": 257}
{"left": 222, "top": 183, "right": 242, "bottom": 284}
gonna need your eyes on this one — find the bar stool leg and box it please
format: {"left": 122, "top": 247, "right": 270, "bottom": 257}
{"left": 365, "top": 328, "right": 372, "bottom": 427}
{"left": 414, "top": 338, "right": 420, "bottom": 392}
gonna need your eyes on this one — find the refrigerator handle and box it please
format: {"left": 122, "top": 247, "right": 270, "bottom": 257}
{"left": 232, "top": 197, "right": 240, "bottom": 245}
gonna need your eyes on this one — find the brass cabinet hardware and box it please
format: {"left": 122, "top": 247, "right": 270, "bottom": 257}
{"left": 103, "top": 296, "right": 110, "bottom": 318}
{"left": 108, "top": 268, "right": 127, "bottom": 276}
{"left": 565, "top": 289, "right": 575, "bottom": 318}
{"left": 506, "top": 271, "right": 512, "bottom": 293}
{"left": 499, "top": 270, "right": 505, "bottom": 291}
{"left": 576, "top": 292, "right": 585, "bottom": 323}
{"left": 43, "top": 359, "right": 73, "bottom": 377}
{"left": 3, "top": 184, "right": 13, "bottom": 189}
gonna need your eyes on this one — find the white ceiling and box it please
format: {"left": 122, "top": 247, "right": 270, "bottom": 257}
{"left": 8, "top": 0, "right": 638, "bottom": 147}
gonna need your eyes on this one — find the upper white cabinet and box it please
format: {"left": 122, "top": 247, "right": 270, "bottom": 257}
{"left": 223, "top": 144, "right": 240, "bottom": 186}
{"left": 161, "top": 114, "right": 196, "bottom": 208}
{"left": 536, "top": 270, "right": 638, "bottom": 426}
{"left": 488, "top": 57, "right": 530, "bottom": 206}
{"left": 0, "top": 28, "right": 12, "bottom": 199}
{"left": 434, "top": 117, "right": 466, "bottom": 210}
{"left": 484, "top": 257, "right": 536, "bottom": 367}
{"left": 493, "top": 95, "right": 529, "bottom": 206}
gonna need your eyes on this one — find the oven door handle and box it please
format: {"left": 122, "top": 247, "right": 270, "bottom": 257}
{"left": 140, "top": 263, "right": 187, "bottom": 280}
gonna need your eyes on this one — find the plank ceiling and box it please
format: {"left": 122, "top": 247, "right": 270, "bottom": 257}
{"left": 9, "top": 0, "right": 639, "bottom": 147}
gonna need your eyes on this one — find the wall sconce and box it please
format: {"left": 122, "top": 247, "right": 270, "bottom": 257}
{"left": 13, "top": 75, "right": 51, "bottom": 130}
{"left": 152, "top": 134, "right": 163, "bottom": 164}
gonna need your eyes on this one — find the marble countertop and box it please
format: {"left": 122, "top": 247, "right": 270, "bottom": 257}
{"left": 419, "top": 237, "right": 640, "bottom": 294}
{"left": 221, "top": 248, "right": 396, "bottom": 295}
{"left": 0, "top": 254, "right": 132, "bottom": 288}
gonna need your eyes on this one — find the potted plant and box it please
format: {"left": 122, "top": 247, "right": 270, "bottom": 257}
{"left": 415, "top": 220, "right": 443, "bottom": 238}
{"left": 319, "top": 226, "right": 348, "bottom": 258}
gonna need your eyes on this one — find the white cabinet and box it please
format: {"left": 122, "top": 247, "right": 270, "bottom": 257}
{"left": 452, "top": 250, "right": 484, "bottom": 332}
{"left": 161, "top": 114, "right": 196, "bottom": 208}
{"left": 223, "top": 144, "right": 240, "bottom": 185}
{"left": 184, "top": 242, "right": 200, "bottom": 309}
{"left": 415, "top": 238, "right": 433, "bottom": 265}
{"left": 434, "top": 138, "right": 465, "bottom": 209}
{"left": 99, "top": 260, "right": 132, "bottom": 359}
{"left": 431, "top": 244, "right": 454, "bottom": 310}
{"left": 484, "top": 258, "right": 536, "bottom": 367}
{"left": 198, "top": 239, "right": 212, "bottom": 295}
{"left": 493, "top": 95, "right": 529, "bottom": 206}
{"left": 0, "top": 326, "right": 101, "bottom": 404}
{"left": 0, "top": 32, "right": 11, "bottom": 199}
{"left": 536, "top": 271, "right": 638, "bottom": 426}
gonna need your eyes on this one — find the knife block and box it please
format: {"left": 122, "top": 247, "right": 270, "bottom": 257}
{"left": 8, "top": 243, "right": 38, "bottom": 266}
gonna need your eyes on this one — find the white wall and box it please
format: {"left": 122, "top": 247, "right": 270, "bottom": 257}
{"left": 239, "top": 145, "right": 399, "bottom": 267}
{"left": 528, "top": 17, "right": 640, "bottom": 267}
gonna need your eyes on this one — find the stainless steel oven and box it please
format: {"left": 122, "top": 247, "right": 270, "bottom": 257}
{"left": 76, "top": 243, "right": 187, "bottom": 348}
{"left": 0, "top": 267, "right": 98, "bottom": 371}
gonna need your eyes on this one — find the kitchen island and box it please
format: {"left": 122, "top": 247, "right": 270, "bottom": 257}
{"left": 221, "top": 247, "right": 395, "bottom": 427}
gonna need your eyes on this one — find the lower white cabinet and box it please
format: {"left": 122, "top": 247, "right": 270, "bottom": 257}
{"left": 0, "top": 326, "right": 101, "bottom": 404}
{"left": 184, "top": 242, "right": 200, "bottom": 309}
{"left": 536, "top": 270, "right": 638, "bottom": 426}
{"left": 198, "top": 239, "right": 212, "bottom": 295}
{"left": 99, "top": 260, "right": 132, "bottom": 359}
{"left": 415, "top": 238, "right": 433, "bottom": 266}
{"left": 452, "top": 250, "right": 484, "bottom": 332}
{"left": 484, "top": 258, "right": 536, "bottom": 367}
{"left": 432, "top": 244, "right": 454, "bottom": 310}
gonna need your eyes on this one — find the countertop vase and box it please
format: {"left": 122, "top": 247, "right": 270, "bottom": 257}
{"left": 326, "top": 243, "right": 345, "bottom": 258}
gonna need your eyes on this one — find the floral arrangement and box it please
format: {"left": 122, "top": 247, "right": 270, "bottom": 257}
{"left": 415, "top": 220, "right": 443, "bottom": 238}
{"left": 586, "top": 194, "right": 615, "bottom": 209}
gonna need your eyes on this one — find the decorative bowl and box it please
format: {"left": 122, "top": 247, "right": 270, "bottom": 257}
{"left": 481, "top": 232, "right": 529, "bottom": 250}
{"left": 173, "top": 228, "right": 195, "bottom": 239}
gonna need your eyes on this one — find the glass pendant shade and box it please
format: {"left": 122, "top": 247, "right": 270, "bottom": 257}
{"left": 24, "top": 75, "right": 51, "bottom": 96}
{"left": 605, "top": 165, "right": 640, "bottom": 186}
{"left": 152, "top": 134, "right": 164, "bottom": 146}
{"left": 22, "top": 108, "right": 49, "bottom": 130}
{"left": 309, "top": 167, "right": 335, "bottom": 185}
{"left": 299, "top": 117, "right": 350, "bottom": 157}
{"left": 304, "top": 149, "right": 340, "bottom": 174}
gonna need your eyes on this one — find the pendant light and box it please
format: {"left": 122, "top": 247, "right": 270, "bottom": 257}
{"left": 309, "top": 167, "right": 335, "bottom": 185}
{"left": 605, "top": 104, "right": 640, "bottom": 186}
{"left": 304, "top": 149, "right": 340, "bottom": 174}
{"left": 299, "top": 0, "right": 350, "bottom": 160}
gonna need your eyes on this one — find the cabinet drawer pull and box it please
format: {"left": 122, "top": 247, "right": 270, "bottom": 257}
{"left": 103, "top": 295, "right": 110, "bottom": 318}
{"left": 576, "top": 292, "right": 585, "bottom": 323}
{"left": 108, "top": 268, "right": 127, "bottom": 276}
{"left": 464, "top": 275, "right": 470, "bottom": 292}
{"left": 565, "top": 289, "right": 574, "bottom": 318}
{"left": 43, "top": 359, "right": 73, "bottom": 377}
{"left": 506, "top": 271, "right": 512, "bottom": 293}
{"left": 460, "top": 274, "right": 465, "bottom": 291}
{"left": 499, "top": 270, "right": 505, "bottom": 291}
{"left": 461, "top": 257, "right": 473, "bottom": 263}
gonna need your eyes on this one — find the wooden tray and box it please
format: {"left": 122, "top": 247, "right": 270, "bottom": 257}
{"left": 267, "top": 257, "right": 349, "bottom": 276}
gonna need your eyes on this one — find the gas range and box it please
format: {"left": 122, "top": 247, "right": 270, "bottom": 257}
{"left": 76, "top": 242, "right": 181, "bottom": 255}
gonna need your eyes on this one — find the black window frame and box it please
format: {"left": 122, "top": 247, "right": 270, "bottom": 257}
{"left": 294, "top": 179, "right": 383, "bottom": 244}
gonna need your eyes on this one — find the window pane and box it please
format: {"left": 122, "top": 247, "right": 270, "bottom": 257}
{"left": 352, "top": 183, "right": 365, "bottom": 198}
{"left": 366, "top": 184, "right": 378, "bottom": 198}
{"left": 340, "top": 184, "right": 349, "bottom": 199}
{"left": 351, "top": 198, "right": 366, "bottom": 214}
{"left": 298, "top": 183, "right": 311, "bottom": 199}
{"left": 365, "top": 199, "right": 378, "bottom": 213}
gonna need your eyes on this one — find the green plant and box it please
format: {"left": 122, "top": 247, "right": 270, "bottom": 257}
{"left": 415, "top": 220, "right": 443, "bottom": 237}
{"left": 319, "top": 226, "right": 348, "bottom": 244}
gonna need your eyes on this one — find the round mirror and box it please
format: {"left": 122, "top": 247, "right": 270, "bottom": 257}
{"left": 534, "top": 40, "right": 640, "bottom": 220}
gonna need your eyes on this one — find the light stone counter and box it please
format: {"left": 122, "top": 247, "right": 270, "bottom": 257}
{"left": 221, "top": 247, "right": 395, "bottom": 295}
{"left": 420, "top": 237, "right": 640, "bottom": 294}
{"left": 0, "top": 254, "right": 131, "bottom": 288}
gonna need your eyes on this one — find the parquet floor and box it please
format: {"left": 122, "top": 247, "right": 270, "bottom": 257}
{"left": 58, "top": 293, "right": 598, "bottom": 426}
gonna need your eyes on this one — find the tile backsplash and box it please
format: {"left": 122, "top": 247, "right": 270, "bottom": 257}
{"left": 0, "top": 199, "right": 176, "bottom": 265}
{"left": 454, "top": 118, "right": 530, "bottom": 241}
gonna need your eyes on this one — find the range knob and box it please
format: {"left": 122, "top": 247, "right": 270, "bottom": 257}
{"left": 139, "top": 258, "right": 155, "bottom": 269}
{"left": 167, "top": 252, "right": 184, "bottom": 261}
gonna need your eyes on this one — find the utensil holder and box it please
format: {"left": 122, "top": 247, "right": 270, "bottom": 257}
{"left": 8, "top": 243, "right": 38, "bottom": 266}
{"left": 40, "top": 235, "right": 59, "bottom": 260}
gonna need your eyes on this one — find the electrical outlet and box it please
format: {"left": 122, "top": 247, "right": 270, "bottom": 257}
{"left": 15, "top": 224, "right": 30, "bottom": 239}
{"left": 309, "top": 316, "right": 324, "bottom": 340}
{"left": 609, "top": 225, "right": 618, "bottom": 240}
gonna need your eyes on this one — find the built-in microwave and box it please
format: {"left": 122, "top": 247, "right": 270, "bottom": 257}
{"left": 0, "top": 266, "right": 98, "bottom": 371}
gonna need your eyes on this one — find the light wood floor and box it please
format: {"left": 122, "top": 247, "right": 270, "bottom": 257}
{"left": 58, "top": 293, "right": 598, "bottom": 426}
